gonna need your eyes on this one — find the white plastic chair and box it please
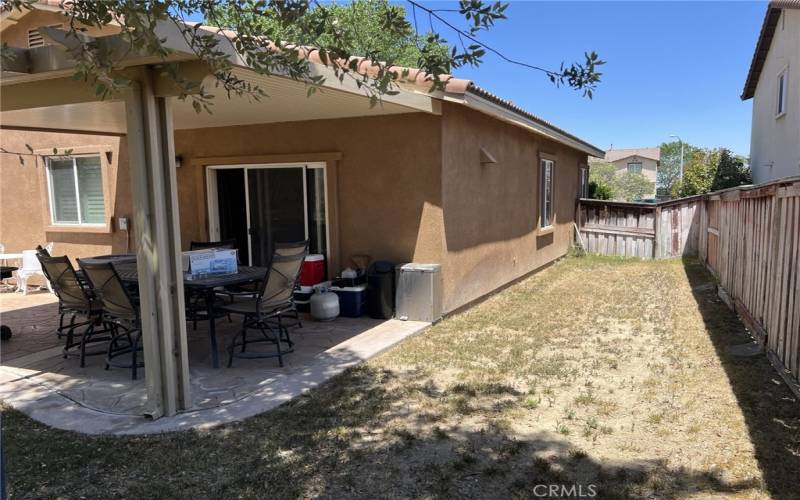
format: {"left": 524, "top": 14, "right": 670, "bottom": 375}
{"left": 15, "top": 250, "right": 52, "bottom": 295}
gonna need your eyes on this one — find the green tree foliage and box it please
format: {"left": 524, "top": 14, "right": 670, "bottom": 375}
{"left": 711, "top": 149, "right": 752, "bottom": 191}
{"left": 680, "top": 148, "right": 719, "bottom": 196}
{"left": 671, "top": 147, "right": 752, "bottom": 197}
{"left": 217, "top": 0, "right": 446, "bottom": 68}
{"left": 617, "top": 171, "right": 656, "bottom": 201}
{"left": 657, "top": 140, "right": 701, "bottom": 195}
{"left": 588, "top": 162, "right": 655, "bottom": 202}
{"left": 588, "top": 180, "right": 612, "bottom": 200}
{"left": 0, "top": 0, "right": 604, "bottom": 112}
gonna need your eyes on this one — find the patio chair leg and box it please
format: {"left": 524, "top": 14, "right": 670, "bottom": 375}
{"left": 106, "top": 324, "right": 119, "bottom": 370}
{"left": 279, "top": 316, "right": 293, "bottom": 348}
{"left": 227, "top": 321, "right": 248, "bottom": 368}
{"left": 262, "top": 326, "right": 284, "bottom": 367}
{"left": 63, "top": 325, "right": 74, "bottom": 359}
{"left": 79, "top": 323, "right": 95, "bottom": 368}
{"left": 131, "top": 332, "right": 141, "bottom": 380}
{"left": 241, "top": 329, "right": 247, "bottom": 353}
{"left": 57, "top": 311, "right": 65, "bottom": 336}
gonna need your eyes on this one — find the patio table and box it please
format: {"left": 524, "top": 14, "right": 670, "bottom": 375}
{"left": 0, "top": 253, "right": 24, "bottom": 291}
{"left": 114, "top": 261, "right": 268, "bottom": 368}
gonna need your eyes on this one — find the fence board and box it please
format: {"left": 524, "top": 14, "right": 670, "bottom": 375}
{"left": 577, "top": 198, "right": 700, "bottom": 259}
{"left": 694, "top": 177, "right": 800, "bottom": 385}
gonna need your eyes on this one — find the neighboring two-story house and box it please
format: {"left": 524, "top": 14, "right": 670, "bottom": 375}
{"left": 590, "top": 147, "right": 660, "bottom": 199}
{"left": 742, "top": 1, "right": 800, "bottom": 183}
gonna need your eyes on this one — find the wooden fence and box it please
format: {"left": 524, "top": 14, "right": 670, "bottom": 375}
{"left": 700, "top": 178, "right": 800, "bottom": 386}
{"left": 577, "top": 196, "right": 702, "bottom": 259}
{"left": 576, "top": 177, "right": 800, "bottom": 386}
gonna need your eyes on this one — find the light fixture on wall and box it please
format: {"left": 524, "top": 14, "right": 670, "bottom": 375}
{"left": 479, "top": 147, "right": 497, "bottom": 166}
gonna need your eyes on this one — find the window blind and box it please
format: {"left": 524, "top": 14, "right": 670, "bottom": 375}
{"left": 49, "top": 159, "right": 79, "bottom": 223}
{"left": 47, "top": 156, "right": 105, "bottom": 225}
{"left": 76, "top": 157, "right": 105, "bottom": 224}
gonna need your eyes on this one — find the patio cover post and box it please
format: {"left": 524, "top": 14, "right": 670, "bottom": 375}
{"left": 124, "top": 67, "right": 191, "bottom": 418}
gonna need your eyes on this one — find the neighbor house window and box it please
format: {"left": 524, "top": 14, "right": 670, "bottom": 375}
{"left": 776, "top": 67, "right": 788, "bottom": 117}
{"left": 627, "top": 162, "right": 642, "bottom": 174}
{"left": 46, "top": 156, "right": 106, "bottom": 225}
{"left": 540, "top": 158, "right": 554, "bottom": 227}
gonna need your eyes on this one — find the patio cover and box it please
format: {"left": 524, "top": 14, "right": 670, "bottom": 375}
{"left": 0, "top": 21, "right": 439, "bottom": 419}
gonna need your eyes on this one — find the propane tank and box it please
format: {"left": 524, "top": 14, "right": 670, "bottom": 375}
{"left": 310, "top": 287, "right": 339, "bottom": 321}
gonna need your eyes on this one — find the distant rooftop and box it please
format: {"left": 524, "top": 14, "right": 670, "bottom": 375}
{"left": 592, "top": 147, "right": 661, "bottom": 163}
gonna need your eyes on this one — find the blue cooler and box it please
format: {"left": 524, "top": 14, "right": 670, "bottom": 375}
{"left": 329, "top": 284, "right": 367, "bottom": 317}
{"left": 294, "top": 286, "right": 313, "bottom": 313}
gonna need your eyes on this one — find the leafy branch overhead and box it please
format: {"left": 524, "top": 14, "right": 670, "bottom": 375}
{"left": 0, "top": 0, "right": 605, "bottom": 112}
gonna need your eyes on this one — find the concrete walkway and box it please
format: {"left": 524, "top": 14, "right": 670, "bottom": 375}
{"left": 0, "top": 318, "right": 428, "bottom": 435}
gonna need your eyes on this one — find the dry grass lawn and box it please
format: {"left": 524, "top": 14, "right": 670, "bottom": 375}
{"left": 3, "top": 256, "right": 799, "bottom": 499}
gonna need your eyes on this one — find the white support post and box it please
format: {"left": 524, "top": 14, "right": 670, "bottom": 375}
{"left": 124, "top": 68, "right": 191, "bottom": 418}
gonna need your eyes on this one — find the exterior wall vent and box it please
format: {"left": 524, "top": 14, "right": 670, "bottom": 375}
{"left": 27, "top": 24, "right": 62, "bottom": 49}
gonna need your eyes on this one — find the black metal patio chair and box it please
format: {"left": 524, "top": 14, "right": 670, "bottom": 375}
{"left": 79, "top": 260, "right": 144, "bottom": 380}
{"left": 220, "top": 243, "right": 308, "bottom": 367}
{"left": 269, "top": 240, "right": 311, "bottom": 328}
{"left": 37, "top": 255, "right": 112, "bottom": 365}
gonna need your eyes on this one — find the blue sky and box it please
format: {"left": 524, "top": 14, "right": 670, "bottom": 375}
{"left": 419, "top": 1, "right": 766, "bottom": 155}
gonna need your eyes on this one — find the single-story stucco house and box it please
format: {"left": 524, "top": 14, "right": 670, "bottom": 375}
{"left": 0, "top": 6, "right": 602, "bottom": 316}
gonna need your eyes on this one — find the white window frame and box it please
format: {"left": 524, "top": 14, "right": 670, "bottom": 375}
{"left": 776, "top": 66, "right": 788, "bottom": 118}
{"left": 45, "top": 155, "right": 106, "bottom": 227}
{"left": 627, "top": 162, "right": 643, "bottom": 174}
{"left": 539, "top": 158, "right": 555, "bottom": 229}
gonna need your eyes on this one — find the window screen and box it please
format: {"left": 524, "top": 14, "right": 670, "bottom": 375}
{"left": 540, "top": 159, "right": 554, "bottom": 227}
{"left": 47, "top": 156, "right": 105, "bottom": 225}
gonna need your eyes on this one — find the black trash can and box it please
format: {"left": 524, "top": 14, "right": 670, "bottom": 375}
{"left": 367, "top": 260, "right": 395, "bottom": 319}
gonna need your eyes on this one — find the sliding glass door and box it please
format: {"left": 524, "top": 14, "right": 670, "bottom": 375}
{"left": 208, "top": 163, "right": 328, "bottom": 267}
{"left": 247, "top": 167, "right": 306, "bottom": 266}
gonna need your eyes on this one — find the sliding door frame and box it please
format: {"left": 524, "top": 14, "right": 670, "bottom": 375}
{"left": 205, "top": 161, "right": 329, "bottom": 266}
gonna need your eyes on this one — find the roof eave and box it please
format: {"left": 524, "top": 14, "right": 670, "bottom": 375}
{"left": 741, "top": 2, "right": 800, "bottom": 100}
{"left": 446, "top": 88, "right": 603, "bottom": 158}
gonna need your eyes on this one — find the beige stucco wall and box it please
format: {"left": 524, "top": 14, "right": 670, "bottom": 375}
{"left": 439, "top": 103, "right": 585, "bottom": 312}
{"left": 173, "top": 112, "right": 445, "bottom": 272}
{"left": 750, "top": 8, "right": 800, "bottom": 183}
{"left": 1, "top": 104, "right": 589, "bottom": 313}
{"left": 0, "top": 128, "right": 131, "bottom": 258}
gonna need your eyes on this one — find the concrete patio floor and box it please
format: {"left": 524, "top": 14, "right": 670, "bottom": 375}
{"left": 0, "top": 290, "right": 428, "bottom": 435}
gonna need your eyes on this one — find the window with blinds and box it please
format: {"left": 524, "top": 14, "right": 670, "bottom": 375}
{"left": 46, "top": 156, "right": 106, "bottom": 225}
